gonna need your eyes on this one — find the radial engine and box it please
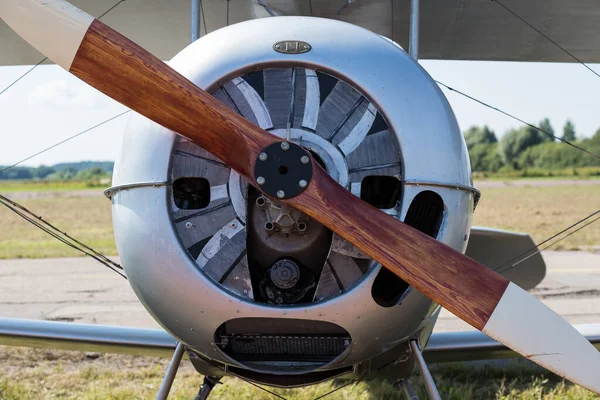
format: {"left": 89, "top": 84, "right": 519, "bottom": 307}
{"left": 109, "top": 16, "right": 475, "bottom": 386}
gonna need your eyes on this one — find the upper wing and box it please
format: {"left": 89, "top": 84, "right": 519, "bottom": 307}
{"left": 1, "top": 0, "right": 599, "bottom": 66}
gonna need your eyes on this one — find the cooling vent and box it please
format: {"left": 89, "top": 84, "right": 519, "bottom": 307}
{"left": 371, "top": 190, "right": 445, "bottom": 307}
{"left": 215, "top": 318, "right": 351, "bottom": 367}
{"left": 404, "top": 190, "right": 444, "bottom": 238}
{"left": 222, "top": 335, "right": 351, "bottom": 362}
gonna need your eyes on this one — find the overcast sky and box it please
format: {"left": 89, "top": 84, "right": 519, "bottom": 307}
{"left": 0, "top": 60, "right": 598, "bottom": 167}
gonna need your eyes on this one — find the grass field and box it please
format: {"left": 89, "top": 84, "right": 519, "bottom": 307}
{"left": 0, "top": 347, "right": 597, "bottom": 400}
{"left": 0, "top": 180, "right": 107, "bottom": 192}
{"left": 0, "top": 184, "right": 598, "bottom": 398}
{"left": 0, "top": 182, "right": 598, "bottom": 259}
{"left": 0, "top": 196, "right": 115, "bottom": 259}
{"left": 472, "top": 166, "right": 600, "bottom": 180}
{"left": 474, "top": 184, "right": 600, "bottom": 250}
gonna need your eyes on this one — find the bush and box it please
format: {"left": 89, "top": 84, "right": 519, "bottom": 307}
{"left": 469, "top": 142, "right": 504, "bottom": 172}
{"left": 464, "top": 125, "right": 497, "bottom": 151}
{"left": 500, "top": 126, "right": 552, "bottom": 168}
{"left": 518, "top": 141, "right": 598, "bottom": 170}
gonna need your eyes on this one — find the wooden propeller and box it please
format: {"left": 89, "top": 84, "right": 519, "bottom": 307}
{"left": 1, "top": 0, "right": 599, "bottom": 393}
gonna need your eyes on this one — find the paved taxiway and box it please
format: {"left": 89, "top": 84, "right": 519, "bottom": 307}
{"left": 0, "top": 251, "right": 598, "bottom": 333}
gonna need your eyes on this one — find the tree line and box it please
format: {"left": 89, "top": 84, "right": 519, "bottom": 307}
{"left": 464, "top": 119, "right": 600, "bottom": 173}
{"left": 0, "top": 161, "right": 114, "bottom": 181}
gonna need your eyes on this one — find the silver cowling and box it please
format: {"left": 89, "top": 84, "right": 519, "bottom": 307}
{"left": 110, "top": 17, "right": 475, "bottom": 385}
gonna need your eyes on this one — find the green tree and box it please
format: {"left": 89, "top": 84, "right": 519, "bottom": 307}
{"left": 33, "top": 165, "right": 56, "bottom": 179}
{"left": 519, "top": 142, "right": 582, "bottom": 169}
{"left": 500, "top": 126, "right": 549, "bottom": 168}
{"left": 47, "top": 167, "right": 78, "bottom": 181}
{"left": 577, "top": 129, "right": 600, "bottom": 166}
{"left": 469, "top": 142, "right": 504, "bottom": 172}
{"left": 464, "top": 125, "right": 497, "bottom": 150}
{"left": 562, "top": 120, "right": 576, "bottom": 142}
{"left": 0, "top": 167, "right": 32, "bottom": 180}
{"left": 539, "top": 118, "right": 555, "bottom": 138}
{"left": 75, "top": 167, "right": 110, "bottom": 180}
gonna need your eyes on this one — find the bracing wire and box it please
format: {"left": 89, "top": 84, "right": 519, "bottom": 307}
{"left": 494, "top": 210, "right": 600, "bottom": 276}
{"left": 0, "top": 0, "right": 129, "bottom": 281}
{"left": 313, "top": 358, "right": 400, "bottom": 400}
{"left": 96, "top": 0, "right": 126, "bottom": 20}
{"left": 238, "top": 379, "right": 287, "bottom": 400}
{"left": 0, "top": 58, "right": 48, "bottom": 97}
{"left": 200, "top": 0, "right": 208, "bottom": 36}
{"left": 513, "top": 215, "right": 600, "bottom": 267}
{"left": 0, "top": 194, "right": 126, "bottom": 279}
{"left": 435, "top": 80, "right": 600, "bottom": 161}
{"left": 0, "top": 4, "right": 597, "bottom": 387}
{"left": 492, "top": 0, "right": 600, "bottom": 81}
{"left": 0, "top": 110, "right": 130, "bottom": 174}
{"left": 212, "top": 364, "right": 288, "bottom": 400}
{"left": 436, "top": 77, "right": 600, "bottom": 273}
{"left": 434, "top": 2, "right": 600, "bottom": 276}
{"left": 0, "top": 0, "right": 126, "bottom": 96}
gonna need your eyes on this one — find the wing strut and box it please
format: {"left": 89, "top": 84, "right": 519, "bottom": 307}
{"left": 409, "top": 0, "right": 419, "bottom": 60}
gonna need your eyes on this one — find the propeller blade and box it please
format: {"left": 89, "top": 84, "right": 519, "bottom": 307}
{"left": 2, "top": 0, "right": 599, "bottom": 392}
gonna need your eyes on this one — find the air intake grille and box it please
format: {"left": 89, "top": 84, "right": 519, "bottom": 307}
{"left": 221, "top": 335, "right": 351, "bottom": 362}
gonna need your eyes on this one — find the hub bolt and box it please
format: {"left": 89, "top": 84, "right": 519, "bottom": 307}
{"left": 259, "top": 152, "right": 268, "bottom": 161}
{"left": 277, "top": 190, "right": 285, "bottom": 198}
{"left": 256, "top": 197, "right": 266, "bottom": 207}
{"left": 301, "top": 155, "right": 310, "bottom": 164}
{"left": 257, "top": 176, "right": 266, "bottom": 185}
{"left": 281, "top": 142, "right": 290, "bottom": 151}
{"left": 299, "top": 179, "right": 308, "bottom": 188}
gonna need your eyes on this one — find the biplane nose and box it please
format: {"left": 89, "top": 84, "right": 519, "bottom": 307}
{"left": 0, "top": 0, "right": 93, "bottom": 69}
{"left": 2, "top": 0, "right": 600, "bottom": 395}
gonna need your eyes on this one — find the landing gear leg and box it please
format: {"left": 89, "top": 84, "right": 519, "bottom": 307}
{"left": 410, "top": 340, "right": 441, "bottom": 400}
{"left": 397, "top": 379, "right": 419, "bottom": 400}
{"left": 156, "top": 342, "right": 185, "bottom": 400}
{"left": 194, "top": 376, "right": 222, "bottom": 400}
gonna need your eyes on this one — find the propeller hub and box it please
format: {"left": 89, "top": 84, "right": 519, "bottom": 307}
{"left": 254, "top": 141, "right": 313, "bottom": 200}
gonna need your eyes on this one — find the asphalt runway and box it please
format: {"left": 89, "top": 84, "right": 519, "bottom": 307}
{"left": 0, "top": 251, "right": 598, "bottom": 333}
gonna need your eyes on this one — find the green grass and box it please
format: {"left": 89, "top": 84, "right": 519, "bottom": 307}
{"left": 473, "top": 166, "right": 600, "bottom": 180}
{"left": 0, "top": 196, "right": 115, "bottom": 259}
{"left": 472, "top": 184, "right": 600, "bottom": 250}
{"left": 0, "top": 185, "right": 598, "bottom": 396}
{"left": 0, "top": 347, "right": 597, "bottom": 400}
{"left": 0, "top": 180, "right": 108, "bottom": 192}
{"left": 0, "top": 183, "right": 598, "bottom": 259}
